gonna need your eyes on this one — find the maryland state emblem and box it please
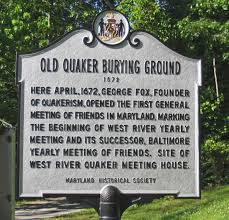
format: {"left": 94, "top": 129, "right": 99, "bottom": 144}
{"left": 94, "top": 10, "right": 129, "bottom": 46}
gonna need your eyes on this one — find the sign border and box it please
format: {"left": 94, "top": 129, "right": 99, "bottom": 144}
{"left": 16, "top": 26, "right": 201, "bottom": 200}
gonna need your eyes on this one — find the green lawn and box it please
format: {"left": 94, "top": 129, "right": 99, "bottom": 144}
{"left": 44, "top": 185, "right": 229, "bottom": 220}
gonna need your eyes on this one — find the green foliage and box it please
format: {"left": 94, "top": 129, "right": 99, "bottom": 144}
{"left": 200, "top": 87, "right": 228, "bottom": 139}
{"left": 118, "top": 0, "right": 172, "bottom": 43}
{"left": 177, "top": 0, "right": 229, "bottom": 90}
{"left": 200, "top": 86, "right": 229, "bottom": 186}
{"left": 0, "top": 0, "right": 104, "bottom": 125}
{"left": 119, "top": 0, "right": 229, "bottom": 82}
{"left": 202, "top": 138, "right": 229, "bottom": 186}
{"left": 177, "top": 0, "right": 229, "bottom": 62}
{"left": 176, "top": 0, "right": 229, "bottom": 186}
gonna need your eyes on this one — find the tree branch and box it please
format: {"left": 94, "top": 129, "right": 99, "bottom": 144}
{"left": 213, "top": 57, "right": 219, "bottom": 98}
{"left": 0, "top": 119, "right": 13, "bottom": 128}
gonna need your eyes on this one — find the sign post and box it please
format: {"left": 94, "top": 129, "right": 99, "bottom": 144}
{"left": 17, "top": 10, "right": 201, "bottom": 218}
{"left": 0, "top": 128, "right": 15, "bottom": 220}
{"left": 100, "top": 185, "right": 121, "bottom": 220}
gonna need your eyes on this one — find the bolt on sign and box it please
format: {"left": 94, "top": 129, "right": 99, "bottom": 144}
{"left": 17, "top": 10, "right": 201, "bottom": 198}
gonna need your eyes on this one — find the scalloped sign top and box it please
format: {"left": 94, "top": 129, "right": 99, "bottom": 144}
{"left": 17, "top": 11, "right": 201, "bottom": 199}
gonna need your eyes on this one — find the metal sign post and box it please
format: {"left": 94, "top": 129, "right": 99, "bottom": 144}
{"left": 0, "top": 127, "right": 15, "bottom": 220}
{"left": 100, "top": 185, "right": 121, "bottom": 220}
{"left": 99, "top": 185, "right": 139, "bottom": 220}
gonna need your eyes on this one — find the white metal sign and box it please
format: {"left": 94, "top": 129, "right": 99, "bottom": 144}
{"left": 17, "top": 11, "right": 201, "bottom": 198}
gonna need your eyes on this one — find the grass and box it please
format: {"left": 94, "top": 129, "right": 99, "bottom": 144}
{"left": 44, "top": 185, "right": 229, "bottom": 220}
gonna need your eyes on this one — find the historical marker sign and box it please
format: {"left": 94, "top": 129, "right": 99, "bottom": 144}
{"left": 17, "top": 10, "right": 201, "bottom": 198}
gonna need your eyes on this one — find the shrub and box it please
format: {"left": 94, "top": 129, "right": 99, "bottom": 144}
{"left": 200, "top": 86, "right": 229, "bottom": 186}
{"left": 201, "top": 138, "right": 229, "bottom": 186}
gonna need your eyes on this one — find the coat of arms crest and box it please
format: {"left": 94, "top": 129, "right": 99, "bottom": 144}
{"left": 94, "top": 10, "right": 129, "bottom": 45}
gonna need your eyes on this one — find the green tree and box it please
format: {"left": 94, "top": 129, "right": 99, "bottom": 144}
{"left": 119, "top": 0, "right": 229, "bottom": 85}
{"left": 177, "top": 0, "right": 229, "bottom": 86}
{"left": 0, "top": 0, "right": 106, "bottom": 125}
{"left": 0, "top": 0, "right": 124, "bottom": 125}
